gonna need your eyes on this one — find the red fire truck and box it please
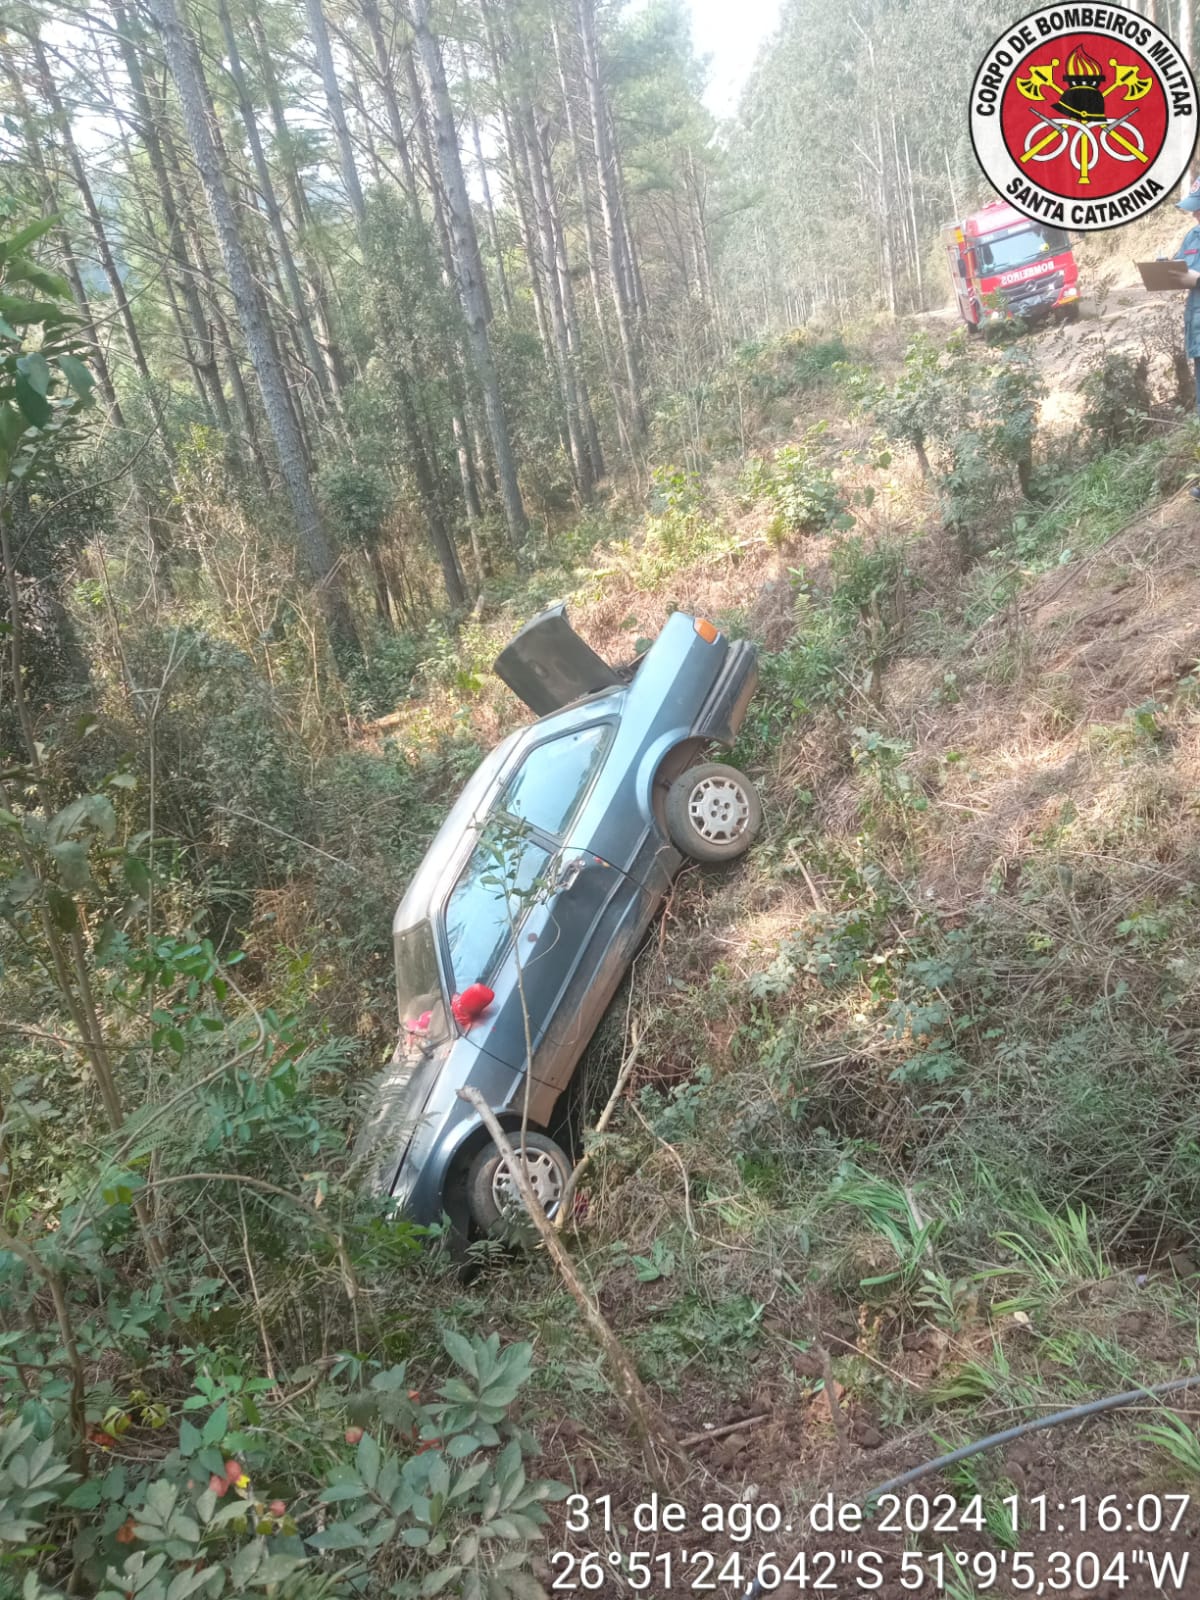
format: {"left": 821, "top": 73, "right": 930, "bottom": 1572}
{"left": 943, "top": 200, "right": 1081, "bottom": 330}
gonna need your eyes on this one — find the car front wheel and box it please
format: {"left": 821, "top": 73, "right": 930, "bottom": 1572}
{"left": 467, "top": 1131, "right": 571, "bottom": 1231}
{"left": 665, "top": 761, "right": 762, "bottom": 863}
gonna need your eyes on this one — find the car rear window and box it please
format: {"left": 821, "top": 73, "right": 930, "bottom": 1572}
{"left": 444, "top": 833, "right": 551, "bottom": 992}
{"left": 501, "top": 724, "right": 611, "bottom": 837}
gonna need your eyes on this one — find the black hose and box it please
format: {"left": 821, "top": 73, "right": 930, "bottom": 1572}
{"left": 740, "top": 1372, "right": 1200, "bottom": 1600}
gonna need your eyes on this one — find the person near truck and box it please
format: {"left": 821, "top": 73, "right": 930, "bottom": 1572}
{"left": 1166, "top": 176, "right": 1200, "bottom": 497}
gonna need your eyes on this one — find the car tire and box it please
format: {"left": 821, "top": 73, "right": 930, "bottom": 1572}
{"left": 467, "top": 1131, "right": 571, "bottom": 1231}
{"left": 665, "top": 762, "right": 762, "bottom": 863}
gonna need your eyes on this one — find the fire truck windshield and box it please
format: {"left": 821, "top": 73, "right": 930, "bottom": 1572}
{"left": 975, "top": 225, "right": 1069, "bottom": 276}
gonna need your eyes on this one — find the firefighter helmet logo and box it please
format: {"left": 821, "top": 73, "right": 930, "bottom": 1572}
{"left": 971, "top": 3, "right": 1198, "bottom": 230}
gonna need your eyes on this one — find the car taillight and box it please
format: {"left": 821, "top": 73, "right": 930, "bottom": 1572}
{"left": 694, "top": 617, "right": 719, "bottom": 643}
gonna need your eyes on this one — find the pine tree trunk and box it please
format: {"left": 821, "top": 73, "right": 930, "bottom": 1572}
{"left": 533, "top": 107, "right": 603, "bottom": 480}
{"left": 245, "top": 8, "right": 349, "bottom": 396}
{"left": 110, "top": 0, "right": 232, "bottom": 431}
{"left": 304, "top": 0, "right": 368, "bottom": 223}
{"left": 92, "top": 39, "right": 216, "bottom": 426}
{"left": 458, "top": 42, "right": 515, "bottom": 320}
{"left": 518, "top": 103, "right": 592, "bottom": 496}
{"left": 574, "top": 0, "right": 645, "bottom": 437}
{"left": 407, "top": 0, "right": 527, "bottom": 550}
{"left": 903, "top": 127, "right": 923, "bottom": 308}
{"left": 608, "top": 107, "right": 646, "bottom": 323}
{"left": 400, "top": 45, "right": 493, "bottom": 526}
{"left": 479, "top": 1, "right": 554, "bottom": 364}
{"left": 359, "top": 0, "right": 421, "bottom": 200}
{"left": 157, "top": 116, "right": 273, "bottom": 483}
{"left": 550, "top": 7, "right": 627, "bottom": 455}
{"left": 147, "top": 0, "right": 360, "bottom": 662}
{"left": 34, "top": 36, "right": 178, "bottom": 449}
{"left": 217, "top": 0, "right": 333, "bottom": 402}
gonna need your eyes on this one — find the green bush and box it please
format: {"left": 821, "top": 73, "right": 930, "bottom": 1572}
{"left": 768, "top": 435, "right": 851, "bottom": 537}
{"left": 0, "top": 1334, "right": 562, "bottom": 1599}
{"left": 1078, "top": 349, "right": 1153, "bottom": 451}
{"left": 736, "top": 428, "right": 850, "bottom": 539}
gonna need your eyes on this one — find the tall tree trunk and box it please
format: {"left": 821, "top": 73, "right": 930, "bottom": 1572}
{"left": 480, "top": 2, "right": 554, "bottom": 365}
{"left": 607, "top": 106, "right": 646, "bottom": 323}
{"left": 397, "top": 44, "right": 490, "bottom": 527}
{"left": 903, "top": 129, "right": 923, "bottom": 308}
{"left": 359, "top": 0, "right": 421, "bottom": 201}
{"left": 158, "top": 114, "right": 272, "bottom": 482}
{"left": 532, "top": 107, "right": 602, "bottom": 482}
{"left": 110, "top": 0, "right": 231, "bottom": 431}
{"left": 458, "top": 42, "right": 515, "bottom": 320}
{"left": 146, "top": 0, "right": 360, "bottom": 662}
{"left": 544, "top": 146, "right": 603, "bottom": 479}
{"left": 216, "top": 0, "right": 333, "bottom": 402}
{"left": 304, "top": 0, "right": 368, "bottom": 223}
{"left": 371, "top": 287, "right": 467, "bottom": 606}
{"left": 520, "top": 103, "right": 591, "bottom": 497}
{"left": 91, "top": 37, "right": 216, "bottom": 426}
{"left": 550, "top": 8, "right": 627, "bottom": 455}
{"left": 574, "top": 0, "right": 645, "bottom": 437}
{"left": 33, "top": 36, "right": 172, "bottom": 443}
{"left": 244, "top": 8, "right": 349, "bottom": 397}
{"left": 407, "top": 0, "right": 527, "bottom": 549}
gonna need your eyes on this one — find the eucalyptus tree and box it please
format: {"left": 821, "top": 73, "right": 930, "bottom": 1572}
{"left": 145, "top": 0, "right": 362, "bottom": 662}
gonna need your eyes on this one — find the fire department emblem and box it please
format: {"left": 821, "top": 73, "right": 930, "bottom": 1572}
{"left": 971, "top": 3, "right": 1198, "bottom": 231}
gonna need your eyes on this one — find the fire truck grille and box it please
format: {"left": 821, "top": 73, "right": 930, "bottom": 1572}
{"left": 1001, "top": 270, "right": 1064, "bottom": 318}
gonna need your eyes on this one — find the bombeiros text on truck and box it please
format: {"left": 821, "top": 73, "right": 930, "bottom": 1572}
{"left": 944, "top": 198, "right": 1081, "bottom": 328}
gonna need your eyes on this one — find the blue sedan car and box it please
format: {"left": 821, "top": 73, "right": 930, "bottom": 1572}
{"left": 355, "top": 605, "right": 759, "bottom": 1233}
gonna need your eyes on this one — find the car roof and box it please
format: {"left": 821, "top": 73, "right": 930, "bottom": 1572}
{"left": 392, "top": 685, "right": 627, "bottom": 933}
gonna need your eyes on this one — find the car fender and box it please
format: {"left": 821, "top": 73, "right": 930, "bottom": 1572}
{"left": 397, "top": 1056, "right": 553, "bottom": 1224}
{"left": 635, "top": 726, "right": 706, "bottom": 828}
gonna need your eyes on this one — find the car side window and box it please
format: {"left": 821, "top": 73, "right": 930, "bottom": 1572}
{"left": 444, "top": 833, "right": 551, "bottom": 993}
{"left": 501, "top": 724, "right": 611, "bottom": 838}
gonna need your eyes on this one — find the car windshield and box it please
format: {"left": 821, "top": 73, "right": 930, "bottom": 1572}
{"left": 393, "top": 920, "right": 449, "bottom": 1062}
{"left": 976, "top": 224, "right": 1069, "bottom": 275}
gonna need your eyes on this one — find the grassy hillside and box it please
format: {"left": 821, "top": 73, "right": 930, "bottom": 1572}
{"left": 8, "top": 304, "right": 1200, "bottom": 1594}
{"left": 363, "top": 308, "right": 1200, "bottom": 1565}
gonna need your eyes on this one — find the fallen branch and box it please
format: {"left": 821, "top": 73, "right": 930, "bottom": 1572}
{"left": 678, "top": 1412, "right": 771, "bottom": 1450}
{"left": 458, "top": 1087, "right": 681, "bottom": 1477}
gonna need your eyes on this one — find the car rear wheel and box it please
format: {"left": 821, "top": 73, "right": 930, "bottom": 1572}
{"left": 665, "top": 762, "right": 762, "bottom": 863}
{"left": 467, "top": 1131, "right": 571, "bottom": 1231}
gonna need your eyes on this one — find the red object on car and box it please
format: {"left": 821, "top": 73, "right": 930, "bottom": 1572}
{"left": 452, "top": 984, "right": 494, "bottom": 1026}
